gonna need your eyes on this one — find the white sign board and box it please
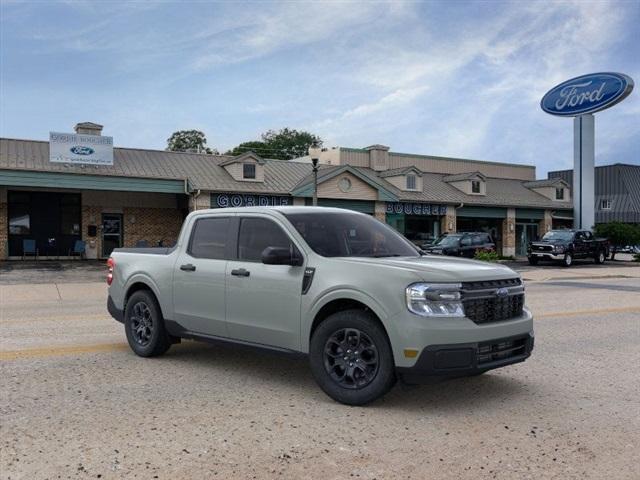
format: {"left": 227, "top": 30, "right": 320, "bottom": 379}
{"left": 49, "top": 132, "right": 114, "bottom": 166}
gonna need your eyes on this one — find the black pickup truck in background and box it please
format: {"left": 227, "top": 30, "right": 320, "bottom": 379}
{"left": 527, "top": 230, "right": 609, "bottom": 267}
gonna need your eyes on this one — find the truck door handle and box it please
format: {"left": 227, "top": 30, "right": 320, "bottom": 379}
{"left": 180, "top": 263, "right": 196, "bottom": 272}
{"left": 231, "top": 268, "right": 250, "bottom": 277}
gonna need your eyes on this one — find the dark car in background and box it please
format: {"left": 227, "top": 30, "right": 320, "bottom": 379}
{"left": 423, "top": 232, "right": 496, "bottom": 258}
{"left": 527, "top": 230, "right": 609, "bottom": 267}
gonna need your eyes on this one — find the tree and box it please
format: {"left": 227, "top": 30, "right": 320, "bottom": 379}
{"left": 594, "top": 222, "right": 640, "bottom": 260}
{"left": 167, "top": 130, "right": 217, "bottom": 154}
{"left": 225, "top": 141, "right": 268, "bottom": 157}
{"left": 226, "top": 128, "right": 322, "bottom": 160}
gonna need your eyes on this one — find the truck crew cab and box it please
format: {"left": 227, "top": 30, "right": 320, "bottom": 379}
{"left": 107, "top": 207, "right": 534, "bottom": 405}
{"left": 527, "top": 229, "right": 609, "bottom": 267}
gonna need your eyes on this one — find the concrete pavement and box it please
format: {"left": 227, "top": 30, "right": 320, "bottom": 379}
{"left": 1, "top": 265, "right": 639, "bottom": 479}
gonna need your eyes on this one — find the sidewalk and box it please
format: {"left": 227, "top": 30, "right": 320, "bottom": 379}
{"left": 0, "top": 260, "right": 106, "bottom": 285}
{"left": 513, "top": 263, "right": 640, "bottom": 282}
{"left": 0, "top": 282, "right": 107, "bottom": 306}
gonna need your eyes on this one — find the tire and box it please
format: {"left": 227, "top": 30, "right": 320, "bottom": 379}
{"left": 528, "top": 256, "right": 539, "bottom": 266}
{"left": 562, "top": 253, "right": 573, "bottom": 267}
{"left": 309, "top": 310, "right": 396, "bottom": 406}
{"left": 595, "top": 250, "right": 606, "bottom": 264}
{"left": 124, "top": 290, "right": 172, "bottom": 357}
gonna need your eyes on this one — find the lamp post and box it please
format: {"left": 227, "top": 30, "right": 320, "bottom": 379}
{"left": 308, "top": 144, "right": 321, "bottom": 207}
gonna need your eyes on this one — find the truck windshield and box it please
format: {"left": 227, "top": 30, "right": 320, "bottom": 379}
{"left": 282, "top": 211, "right": 419, "bottom": 258}
{"left": 542, "top": 231, "right": 574, "bottom": 241}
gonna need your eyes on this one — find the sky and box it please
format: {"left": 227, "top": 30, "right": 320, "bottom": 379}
{"left": 1, "top": 0, "right": 638, "bottom": 177}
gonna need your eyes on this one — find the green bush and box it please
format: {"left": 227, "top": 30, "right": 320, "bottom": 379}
{"left": 474, "top": 250, "right": 501, "bottom": 262}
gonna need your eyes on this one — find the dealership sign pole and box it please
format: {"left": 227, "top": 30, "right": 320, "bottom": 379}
{"left": 541, "top": 72, "right": 633, "bottom": 230}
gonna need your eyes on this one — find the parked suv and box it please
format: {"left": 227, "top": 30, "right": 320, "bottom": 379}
{"left": 107, "top": 207, "right": 533, "bottom": 405}
{"left": 423, "top": 232, "right": 496, "bottom": 258}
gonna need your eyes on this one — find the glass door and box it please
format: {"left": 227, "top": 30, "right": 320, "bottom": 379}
{"left": 516, "top": 223, "right": 538, "bottom": 257}
{"left": 102, "top": 213, "right": 123, "bottom": 258}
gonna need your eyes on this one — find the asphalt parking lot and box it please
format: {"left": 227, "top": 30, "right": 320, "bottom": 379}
{"left": 1, "top": 262, "right": 639, "bottom": 479}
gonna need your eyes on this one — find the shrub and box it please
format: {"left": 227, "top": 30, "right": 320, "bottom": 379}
{"left": 474, "top": 250, "right": 501, "bottom": 262}
{"left": 593, "top": 222, "right": 640, "bottom": 260}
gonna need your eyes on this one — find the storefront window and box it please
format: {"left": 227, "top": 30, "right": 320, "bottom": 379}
{"left": 9, "top": 208, "right": 30, "bottom": 234}
{"left": 8, "top": 192, "right": 30, "bottom": 234}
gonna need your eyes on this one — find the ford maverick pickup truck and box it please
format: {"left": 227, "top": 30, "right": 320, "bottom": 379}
{"left": 107, "top": 207, "right": 534, "bottom": 405}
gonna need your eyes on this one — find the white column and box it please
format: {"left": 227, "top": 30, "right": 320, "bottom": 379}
{"left": 573, "top": 114, "right": 595, "bottom": 229}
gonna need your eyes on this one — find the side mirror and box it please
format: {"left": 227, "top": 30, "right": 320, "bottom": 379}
{"left": 261, "top": 246, "right": 303, "bottom": 266}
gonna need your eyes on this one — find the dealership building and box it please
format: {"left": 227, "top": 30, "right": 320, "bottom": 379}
{"left": 0, "top": 122, "right": 576, "bottom": 261}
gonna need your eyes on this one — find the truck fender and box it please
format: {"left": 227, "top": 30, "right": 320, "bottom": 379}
{"left": 122, "top": 273, "right": 168, "bottom": 318}
{"left": 301, "top": 288, "right": 399, "bottom": 354}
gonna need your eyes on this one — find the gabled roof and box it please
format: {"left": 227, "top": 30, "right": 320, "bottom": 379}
{"left": 523, "top": 178, "right": 568, "bottom": 188}
{"left": 0, "top": 137, "right": 575, "bottom": 210}
{"left": 0, "top": 137, "right": 309, "bottom": 194}
{"left": 291, "top": 164, "right": 398, "bottom": 201}
{"left": 378, "top": 166, "right": 423, "bottom": 178}
{"left": 218, "top": 151, "right": 266, "bottom": 166}
{"left": 443, "top": 171, "right": 486, "bottom": 182}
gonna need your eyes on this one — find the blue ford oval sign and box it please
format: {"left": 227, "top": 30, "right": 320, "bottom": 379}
{"left": 541, "top": 72, "right": 633, "bottom": 116}
{"left": 70, "top": 145, "right": 95, "bottom": 155}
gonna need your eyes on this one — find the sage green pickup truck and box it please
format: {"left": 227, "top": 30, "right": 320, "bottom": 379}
{"left": 107, "top": 207, "right": 533, "bottom": 405}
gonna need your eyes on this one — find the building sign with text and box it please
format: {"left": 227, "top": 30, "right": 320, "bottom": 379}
{"left": 386, "top": 202, "right": 447, "bottom": 216}
{"left": 49, "top": 132, "right": 114, "bottom": 166}
{"left": 211, "top": 193, "right": 291, "bottom": 208}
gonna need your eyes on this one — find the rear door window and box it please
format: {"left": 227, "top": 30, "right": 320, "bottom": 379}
{"left": 188, "top": 217, "right": 230, "bottom": 259}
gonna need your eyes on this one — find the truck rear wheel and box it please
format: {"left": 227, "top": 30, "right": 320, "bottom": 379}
{"left": 124, "top": 290, "right": 171, "bottom": 357}
{"left": 309, "top": 310, "right": 396, "bottom": 405}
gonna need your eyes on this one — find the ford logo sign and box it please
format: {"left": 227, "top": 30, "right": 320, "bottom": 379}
{"left": 495, "top": 287, "right": 509, "bottom": 298}
{"left": 70, "top": 146, "right": 95, "bottom": 155}
{"left": 541, "top": 72, "right": 634, "bottom": 117}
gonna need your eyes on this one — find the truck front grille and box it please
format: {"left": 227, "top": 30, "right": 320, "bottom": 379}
{"left": 461, "top": 278, "right": 525, "bottom": 324}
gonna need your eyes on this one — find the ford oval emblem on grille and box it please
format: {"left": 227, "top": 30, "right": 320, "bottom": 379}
{"left": 495, "top": 287, "right": 509, "bottom": 298}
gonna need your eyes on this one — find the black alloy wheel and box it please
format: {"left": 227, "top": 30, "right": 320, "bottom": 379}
{"left": 309, "top": 309, "right": 396, "bottom": 405}
{"left": 323, "top": 328, "right": 379, "bottom": 390}
{"left": 130, "top": 301, "right": 154, "bottom": 347}
{"left": 124, "top": 290, "right": 172, "bottom": 357}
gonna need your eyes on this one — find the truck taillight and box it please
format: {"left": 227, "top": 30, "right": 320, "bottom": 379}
{"left": 107, "top": 257, "right": 114, "bottom": 285}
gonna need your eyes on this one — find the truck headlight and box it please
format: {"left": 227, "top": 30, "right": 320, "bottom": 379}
{"left": 406, "top": 283, "right": 464, "bottom": 317}
{"left": 554, "top": 245, "right": 565, "bottom": 253}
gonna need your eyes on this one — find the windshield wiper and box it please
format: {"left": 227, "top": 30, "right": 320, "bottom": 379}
{"left": 371, "top": 253, "right": 405, "bottom": 258}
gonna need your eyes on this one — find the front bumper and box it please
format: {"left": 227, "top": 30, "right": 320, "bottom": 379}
{"left": 107, "top": 295, "right": 124, "bottom": 323}
{"left": 397, "top": 332, "right": 534, "bottom": 383}
{"left": 528, "top": 251, "right": 564, "bottom": 260}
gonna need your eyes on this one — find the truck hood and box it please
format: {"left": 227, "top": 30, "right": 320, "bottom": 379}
{"left": 530, "top": 240, "right": 567, "bottom": 247}
{"left": 335, "top": 255, "right": 519, "bottom": 283}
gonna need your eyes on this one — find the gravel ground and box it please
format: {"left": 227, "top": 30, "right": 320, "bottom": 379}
{"left": 1, "top": 269, "right": 639, "bottom": 479}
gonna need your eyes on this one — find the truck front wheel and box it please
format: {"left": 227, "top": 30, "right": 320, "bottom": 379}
{"left": 562, "top": 253, "right": 573, "bottom": 267}
{"left": 124, "top": 290, "right": 171, "bottom": 357}
{"left": 595, "top": 250, "right": 606, "bottom": 264}
{"left": 309, "top": 310, "right": 396, "bottom": 406}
